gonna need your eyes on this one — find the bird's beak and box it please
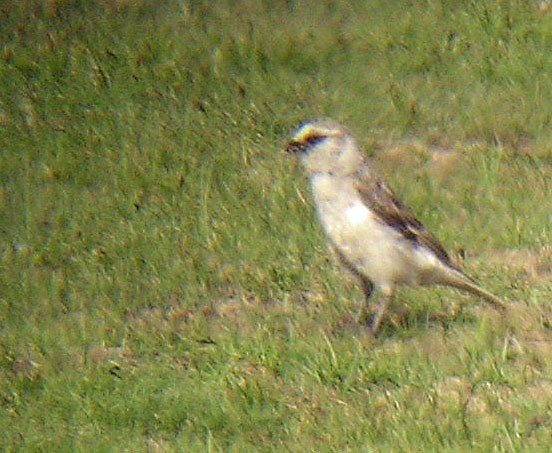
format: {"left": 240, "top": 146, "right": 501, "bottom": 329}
{"left": 284, "top": 140, "right": 307, "bottom": 155}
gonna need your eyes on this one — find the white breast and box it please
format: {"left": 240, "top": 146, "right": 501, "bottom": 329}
{"left": 345, "top": 202, "right": 370, "bottom": 226}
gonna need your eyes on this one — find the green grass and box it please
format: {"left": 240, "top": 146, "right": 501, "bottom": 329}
{"left": 1, "top": 0, "right": 552, "bottom": 451}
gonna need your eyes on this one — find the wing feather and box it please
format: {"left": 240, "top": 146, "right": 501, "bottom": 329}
{"left": 355, "top": 167, "right": 458, "bottom": 270}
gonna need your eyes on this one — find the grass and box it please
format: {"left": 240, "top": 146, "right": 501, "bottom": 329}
{"left": 1, "top": 0, "right": 552, "bottom": 451}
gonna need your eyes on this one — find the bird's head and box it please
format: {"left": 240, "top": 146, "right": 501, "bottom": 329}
{"left": 284, "top": 119, "right": 364, "bottom": 175}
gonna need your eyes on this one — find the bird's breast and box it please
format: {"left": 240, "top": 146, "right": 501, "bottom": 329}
{"left": 310, "top": 175, "right": 377, "bottom": 241}
{"left": 345, "top": 202, "right": 370, "bottom": 226}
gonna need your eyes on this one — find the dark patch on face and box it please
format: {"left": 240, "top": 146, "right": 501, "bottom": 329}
{"left": 304, "top": 135, "right": 327, "bottom": 147}
{"left": 285, "top": 134, "right": 328, "bottom": 154}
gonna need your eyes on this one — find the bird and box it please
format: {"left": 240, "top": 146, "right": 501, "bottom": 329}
{"left": 284, "top": 118, "right": 506, "bottom": 334}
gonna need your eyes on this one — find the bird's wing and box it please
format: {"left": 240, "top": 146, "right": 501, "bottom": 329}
{"left": 355, "top": 168, "right": 458, "bottom": 270}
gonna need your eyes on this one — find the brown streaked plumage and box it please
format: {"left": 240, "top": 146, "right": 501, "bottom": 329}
{"left": 355, "top": 169, "right": 454, "bottom": 268}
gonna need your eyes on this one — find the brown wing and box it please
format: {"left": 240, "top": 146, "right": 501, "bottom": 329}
{"left": 355, "top": 168, "right": 459, "bottom": 270}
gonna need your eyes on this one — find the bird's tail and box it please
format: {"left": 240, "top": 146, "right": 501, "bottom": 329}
{"left": 440, "top": 268, "right": 506, "bottom": 310}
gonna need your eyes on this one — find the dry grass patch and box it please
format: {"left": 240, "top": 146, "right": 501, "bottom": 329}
{"left": 486, "top": 246, "right": 552, "bottom": 286}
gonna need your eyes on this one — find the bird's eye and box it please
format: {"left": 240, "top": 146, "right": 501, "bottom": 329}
{"left": 305, "top": 135, "right": 326, "bottom": 146}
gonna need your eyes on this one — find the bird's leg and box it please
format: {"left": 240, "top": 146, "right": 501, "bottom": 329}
{"left": 367, "top": 286, "right": 394, "bottom": 335}
{"left": 356, "top": 277, "right": 375, "bottom": 325}
{"left": 361, "top": 278, "right": 375, "bottom": 300}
